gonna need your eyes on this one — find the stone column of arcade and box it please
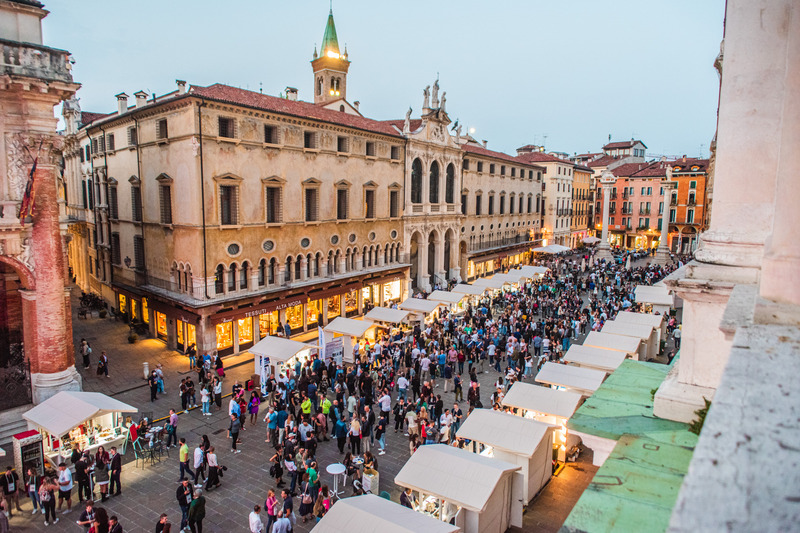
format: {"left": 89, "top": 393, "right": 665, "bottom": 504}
{"left": 595, "top": 171, "right": 615, "bottom": 260}
{"left": 27, "top": 135, "right": 82, "bottom": 403}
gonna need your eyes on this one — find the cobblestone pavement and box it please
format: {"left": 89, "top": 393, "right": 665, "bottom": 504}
{"left": 7, "top": 258, "right": 675, "bottom": 532}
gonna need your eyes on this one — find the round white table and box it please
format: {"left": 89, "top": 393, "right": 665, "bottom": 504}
{"left": 326, "top": 463, "right": 347, "bottom": 499}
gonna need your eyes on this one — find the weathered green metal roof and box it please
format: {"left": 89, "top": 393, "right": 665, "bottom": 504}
{"left": 321, "top": 10, "right": 340, "bottom": 55}
{"left": 561, "top": 435, "right": 696, "bottom": 533}
{"left": 567, "top": 359, "right": 697, "bottom": 449}
{"left": 562, "top": 358, "right": 698, "bottom": 533}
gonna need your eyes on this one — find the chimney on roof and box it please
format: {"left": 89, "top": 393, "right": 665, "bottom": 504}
{"left": 682, "top": 155, "right": 686, "bottom": 161}
{"left": 353, "top": 101, "right": 359, "bottom": 111}
{"left": 115, "top": 92, "right": 129, "bottom": 115}
{"left": 176, "top": 80, "right": 187, "bottom": 94}
{"left": 285, "top": 87, "right": 298, "bottom": 101}
{"left": 134, "top": 91, "right": 147, "bottom": 108}
{"left": 482, "top": 140, "right": 487, "bottom": 148}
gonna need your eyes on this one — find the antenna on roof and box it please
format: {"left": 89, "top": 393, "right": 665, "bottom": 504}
{"left": 608, "top": 134, "right": 611, "bottom": 142}
{"left": 259, "top": 82, "right": 263, "bottom": 94}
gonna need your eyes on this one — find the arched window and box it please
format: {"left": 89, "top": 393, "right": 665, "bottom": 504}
{"left": 314, "top": 253, "right": 321, "bottom": 277}
{"left": 228, "top": 263, "right": 237, "bottom": 291}
{"left": 317, "top": 77, "right": 322, "bottom": 96}
{"left": 215, "top": 264, "right": 224, "bottom": 294}
{"left": 269, "top": 258, "right": 277, "bottom": 285}
{"left": 445, "top": 163, "right": 455, "bottom": 204}
{"left": 240, "top": 261, "right": 249, "bottom": 290}
{"left": 429, "top": 161, "right": 440, "bottom": 203}
{"left": 258, "top": 259, "right": 266, "bottom": 287}
{"left": 185, "top": 266, "right": 192, "bottom": 295}
{"left": 285, "top": 257, "right": 292, "bottom": 282}
{"left": 334, "top": 250, "right": 341, "bottom": 274}
{"left": 410, "top": 158, "right": 423, "bottom": 204}
{"left": 295, "top": 254, "right": 303, "bottom": 280}
{"left": 363, "top": 246, "right": 369, "bottom": 267}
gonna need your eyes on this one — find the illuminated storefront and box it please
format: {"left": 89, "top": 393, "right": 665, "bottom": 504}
{"left": 176, "top": 319, "right": 197, "bottom": 352}
{"left": 238, "top": 317, "right": 254, "bottom": 350}
{"left": 155, "top": 311, "right": 168, "bottom": 341}
{"left": 131, "top": 299, "right": 138, "bottom": 321}
{"left": 383, "top": 279, "right": 401, "bottom": 304}
{"left": 141, "top": 297, "right": 149, "bottom": 323}
{"left": 286, "top": 303, "right": 303, "bottom": 333}
{"left": 118, "top": 294, "right": 126, "bottom": 314}
{"left": 327, "top": 295, "right": 341, "bottom": 320}
{"left": 216, "top": 322, "right": 233, "bottom": 353}
{"left": 259, "top": 311, "right": 279, "bottom": 339}
{"left": 345, "top": 290, "right": 359, "bottom": 317}
{"left": 307, "top": 299, "right": 322, "bottom": 328}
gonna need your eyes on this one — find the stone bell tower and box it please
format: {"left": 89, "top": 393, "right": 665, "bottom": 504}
{"left": 311, "top": 9, "right": 350, "bottom": 105}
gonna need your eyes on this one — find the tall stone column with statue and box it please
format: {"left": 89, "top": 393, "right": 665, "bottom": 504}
{"left": 654, "top": 167, "right": 676, "bottom": 265}
{"left": 595, "top": 171, "right": 615, "bottom": 260}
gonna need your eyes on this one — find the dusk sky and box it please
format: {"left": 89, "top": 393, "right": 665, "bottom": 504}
{"left": 44, "top": 0, "right": 725, "bottom": 159}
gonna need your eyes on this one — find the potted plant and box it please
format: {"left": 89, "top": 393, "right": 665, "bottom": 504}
{"left": 128, "top": 333, "right": 138, "bottom": 344}
{"left": 99, "top": 309, "right": 107, "bottom": 319}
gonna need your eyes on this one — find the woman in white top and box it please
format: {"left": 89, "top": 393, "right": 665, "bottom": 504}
{"left": 205, "top": 446, "right": 220, "bottom": 490}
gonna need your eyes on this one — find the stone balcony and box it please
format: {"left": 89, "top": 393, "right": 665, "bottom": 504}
{"left": 0, "top": 37, "right": 74, "bottom": 84}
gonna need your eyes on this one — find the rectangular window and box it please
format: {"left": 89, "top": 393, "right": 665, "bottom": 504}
{"left": 389, "top": 190, "right": 399, "bottom": 218}
{"left": 127, "top": 126, "right": 138, "bottom": 147}
{"left": 133, "top": 235, "right": 144, "bottom": 270}
{"left": 82, "top": 181, "right": 88, "bottom": 208}
{"left": 131, "top": 186, "right": 142, "bottom": 221}
{"left": 657, "top": 218, "right": 663, "bottom": 230}
{"left": 509, "top": 196, "right": 515, "bottom": 214}
{"left": 490, "top": 163, "right": 496, "bottom": 174}
{"left": 461, "top": 194, "right": 467, "bottom": 215}
{"left": 266, "top": 186, "right": 282, "bottom": 223}
{"left": 488, "top": 195, "right": 495, "bottom": 215}
{"left": 477, "top": 162, "right": 484, "bottom": 173}
{"left": 690, "top": 180, "right": 697, "bottom": 189}
{"left": 365, "top": 189, "right": 375, "bottom": 219}
{"left": 264, "top": 124, "right": 278, "bottom": 144}
{"left": 687, "top": 209, "right": 695, "bottom": 223}
{"left": 336, "top": 189, "right": 349, "bottom": 220}
{"left": 511, "top": 168, "right": 516, "bottom": 177}
{"left": 304, "top": 131, "right": 317, "bottom": 149}
{"left": 98, "top": 136, "right": 105, "bottom": 154}
{"left": 219, "top": 185, "right": 238, "bottom": 225}
{"left": 641, "top": 187, "right": 646, "bottom": 195}
{"left": 670, "top": 209, "right": 676, "bottom": 223}
{"left": 109, "top": 187, "right": 118, "bottom": 219}
{"left": 156, "top": 119, "right": 168, "bottom": 140}
{"left": 519, "top": 196, "right": 524, "bottom": 214}
{"left": 84, "top": 145, "right": 91, "bottom": 160}
{"left": 365, "top": 141, "right": 376, "bottom": 157}
{"left": 305, "top": 188, "right": 318, "bottom": 221}
{"left": 390, "top": 146, "right": 400, "bottom": 160}
{"left": 337, "top": 136, "right": 349, "bottom": 153}
{"left": 159, "top": 184, "right": 172, "bottom": 224}
{"left": 91, "top": 138, "right": 98, "bottom": 154}
{"left": 475, "top": 194, "right": 482, "bottom": 216}
{"left": 527, "top": 196, "right": 532, "bottom": 213}
{"left": 106, "top": 134, "right": 115, "bottom": 151}
{"left": 500, "top": 196, "right": 505, "bottom": 215}
{"left": 500, "top": 165, "right": 506, "bottom": 176}
{"left": 218, "top": 117, "right": 236, "bottom": 138}
{"left": 87, "top": 179, "right": 94, "bottom": 210}
{"left": 111, "top": 233, "right": 121, "bottom": 265}
{"left": 463, "top": 159, "right": 470, "bottom": 171}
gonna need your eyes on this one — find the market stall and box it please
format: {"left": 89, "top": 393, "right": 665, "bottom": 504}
{"left": 364, "top": 307, "right": 411, "bottom": 342}
{"left": 616, "top": 310, "right": 667, "bottom": 344}
{"left": 601, "top": 320, "right": 658, "bottom": 361}
{"left": 451, "top": 283, "right": 487, "bottom": 297}
{"left": 324, "top": 317, "right": 376, "bottom": 364}
{"left": 634, "top": 285, "right": 674, "bottom": 315}
{"left": 394, "top": 444, "right": 523, "bottom": 532}
{"left": 583, "top": 331, "right": 641, "bottom": 360}
{"left": 251, "top": 336, "right": 318, "bottom": 390}
{"left": 399, "top": 297, "right": 443, "bottom": 324}
{"left": 563, "top": 344, "right": 628, "bottom": 374}
{"left": 456, "top": 409, "right": 554, "bottom": 505}
{"left": 535, "top": 362, "right": 606, "bottom": 398}
{"left": 312, "top": 493, "right": 460, "bottom": 533}
{"left": 22, "top": 391, "right": 137, "bottom": 469}
{"left": 427, "top": 290, "right": 467, "bottom": 315}
{"left": 471, "top": 276, "right": 508, "bottom": 291}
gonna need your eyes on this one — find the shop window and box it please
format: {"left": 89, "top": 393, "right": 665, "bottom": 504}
{"left": 383, "top": 280, "right": 401, "bottom": 302}
{"left": 286, "top": 304, "right": 303, "bottom": 333}
{"left": 307, "top": 299, "right": 321, "bottom": 327}
{"left": 118, "top": 294, "right": 127, "bottom": 314}
{"left": 187, "top": 323, "right": 196, "bottom": 348}
{"left": 156, "top": 312, "right": 167, "bottom": 341}
{"left": 141, "top": 297, "right": 149, "bottom": 323}
{"left": 131, "top": 299, "right": 138, "bottom": 321}
{"left": 259, "top": 311, "right": 279, "bottom": 338}
{"left": 216, "top": 322, "right": 233, "bottom": 350}
{"left": 177, "top": 319, "right": 185, "bottom": 348}
{"left": 327, "top": 295, "right": 341, "bottom": 319}
{"left": 345, "top": 289, "right": 358, "bottom": 317}
{"left": 238, "top": 317, "right": 253, "bottom": 347}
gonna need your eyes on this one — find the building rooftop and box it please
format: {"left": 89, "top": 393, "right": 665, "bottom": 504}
{"left": 604, "top": 139, "right": 647, "bottom": 150}
{"left": 462, "top": 142, "right": 544, "bottom": 167}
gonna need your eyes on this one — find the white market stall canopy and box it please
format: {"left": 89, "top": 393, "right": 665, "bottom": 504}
{"left": 535, "top": 362, "right": 606, "bottom": 398}
{"left": 427, "top": 290, "right": 466, "bottom": 305}
{"left": 534, "top": 244, "right": 571, "bottom": 253}
{"left": 324, "top": 317, "right": 374, "bottom": 338}
{"left": 582, "top": 236, "right": 601, "bottom": 244}
{"left": 501, "top": 382, "right": 582, "bottom": 420}
{"left": 472, "top": 277, "right": 508, "bottom": 290}
{"left": 399, "top": 298, "right": 442, "bottom": 314}
{"left": 394, "top": 444, "right": 520, "bottom": 513}
{"left": 23, "top": 391, "right": 137, "bottom": 437}
{"left": 563, "top": 344, "right": 628, "bottom": 374}
{"left": 456, "top": 409, "right": 553, "bottom": 458}
{"left": 250, "top": 336, "right": 317, "bottom": 364}
{"left": 602, "top": 320, "right": 654, "bottom": 342}
{"left": 583, "top": 331, "right": 641, "bottom": 357}
{"left": 451, "top": 283, "right": 487, "bottom": 296}
{"left": 493, "top": 272, "right": 527, "bottom": 284}
{"left": 616, "top": 310, "right": 667, "bottom": 341}
{"left": 312, "top": 494, "right": 459, "bottom": 533}
{"left": 635, "top": 285, "right": 674, "bottom": 307}
{"left": 364, "top": 307, "right": 411, "bottom": 324}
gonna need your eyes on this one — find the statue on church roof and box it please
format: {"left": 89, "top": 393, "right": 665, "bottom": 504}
{"left": 423, "top": 85, "right": 430, "bottom": 110}
{"left": 440, "top": 91, "right": 446, "bottom": 113}
{"left": 404, "top": 107, "right": 412, "bottom": 135}
{"left": 432, "top": 78, "right": 440, "bottom": 108}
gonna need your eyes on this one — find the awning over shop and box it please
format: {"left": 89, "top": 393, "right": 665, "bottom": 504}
{"left": 394, "top": 444, "right": 520, "bottom": 513}
{"left": 364, "top": 307, "right": 411, "bottom": 324}
{"left": 250, "top": 336, "right": 317, "bottom": 364}
{"left": 635, "top": 285, "right": 674, "bottom": 307}
{"left": 23, "top": 391, "right": 137, "bottom": 437}
{"left": 456, "top": 409, "right": 553, "bottom": 458}
{"left": 427, "top": 290, "right": 465, "bottom": 305}
{"left": 535, "top": 362, "right": 606, "bottom": 397}
{"left": 563, "top": 344, "right": 628, "bottom": 374}
{"left": 312, "top": 494, "right": 459, "bottom": 533}
{"left": 451, "top": 283, "right": 487, "bottom": 296}
{"left": 399, "top": 298, "right": 442, "bottom": 314}
{"left": 583, "top": 331, "right": 641, "bottom": 357}
{"left": 324, "top": 317, "right": 374, "bottom": 338}
{"left": 472, "top": 277, "right": 508, "bottom": 290}
{"left": 501, "top": 382, "right": 582, "bottom": 420}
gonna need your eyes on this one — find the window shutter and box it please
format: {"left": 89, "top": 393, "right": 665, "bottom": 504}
{"left": 160, "top": 185, "right": 172, "bottom": 224}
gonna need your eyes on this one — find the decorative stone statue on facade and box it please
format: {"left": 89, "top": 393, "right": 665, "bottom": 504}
{"left": 422, "top": 85, "right": 430, "bottom": 109}
{"left": 432, "top": 78, "right": 439, "bottom": 108}
{"left": 440, "top": 91, "right": 446, "bottom": 113}
{"left": 403, "top": 107, "right": 412, "bottom": 135}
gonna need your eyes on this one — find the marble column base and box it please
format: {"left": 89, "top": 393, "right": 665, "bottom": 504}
{"left": 653, "top": 360, "right": 716, "bottom": 424}
{"left": 31, "top": 366, "right": 82, "bottom": 405}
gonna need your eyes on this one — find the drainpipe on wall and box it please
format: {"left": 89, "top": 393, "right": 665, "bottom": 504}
{"left": 198, "top": 98, "right": 210, "bottom": 299}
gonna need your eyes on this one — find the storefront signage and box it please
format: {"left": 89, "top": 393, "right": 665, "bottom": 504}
{"left": 212, "top": 297, "right": 306, "bottom": 324}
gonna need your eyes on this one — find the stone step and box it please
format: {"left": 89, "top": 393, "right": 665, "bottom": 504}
{"left": 0, "top": 404, "right": 33, "bottom": 447}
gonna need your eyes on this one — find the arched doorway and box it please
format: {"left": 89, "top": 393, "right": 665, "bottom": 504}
{"left": 0, "top": 260, "right": 33, "bottom": 410}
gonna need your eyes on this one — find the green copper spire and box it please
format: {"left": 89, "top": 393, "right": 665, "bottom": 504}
{"left": 320, "top": 9, "right": 340, "bottom": 57}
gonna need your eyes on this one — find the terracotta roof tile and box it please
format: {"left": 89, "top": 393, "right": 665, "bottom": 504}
{"left": 461, "top": 143, "right": 543, "bottom": 167}
{"left": 587, "top": 154, "right": 619, "bottom": 168}
{"left": 190, "top": 84, "right": 403, "bottom": 138}
{"left": 79, "top": 112, "right": 112, "bottom": 129}
{"left": 517, "top": 151, "right": 569, "bottom": 164}
{"left": 606, "top": 162, "right": 653, "bottom": 178}
{"left": 603, "top": 139, "right": 646, "bottom": 150}
{"left": 380, "top": 119, "right": 423, "bottom": 133}
{"left": 668, "top": 158, "right": 709, "bottom": 173}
